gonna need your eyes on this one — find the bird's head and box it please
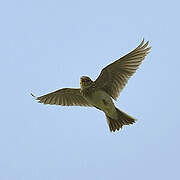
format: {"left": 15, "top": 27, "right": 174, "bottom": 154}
{"left": 80, "top": 76, "right": 93, "bottom": 89}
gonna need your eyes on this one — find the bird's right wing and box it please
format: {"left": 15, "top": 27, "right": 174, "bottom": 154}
{"left": 94, "top": 39, "right": 151, "bottom": 100}
{"left": 31, "top": 88, "right": 92, "bottom": 107}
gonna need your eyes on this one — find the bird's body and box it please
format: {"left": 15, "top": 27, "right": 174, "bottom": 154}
{"left": 32, "top": 39, "right": 151, "bottom": 132}
{"left": 81, "top": 80, "right": 117, "bottom": 118}
{"left": 82, "top": 88, "right": 117, "bottom": 119}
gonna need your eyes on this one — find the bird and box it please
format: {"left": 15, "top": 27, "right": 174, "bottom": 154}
{"left": 31, "top": 39, "right": 151, "bottom": 132}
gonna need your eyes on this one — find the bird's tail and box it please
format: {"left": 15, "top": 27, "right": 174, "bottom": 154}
{"left": 105, "top": 108, "right": 136, "bottom": 132}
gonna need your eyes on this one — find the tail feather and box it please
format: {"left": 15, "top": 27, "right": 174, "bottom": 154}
{"left": 106, "top": 108, "right": 136, "bottom": 132}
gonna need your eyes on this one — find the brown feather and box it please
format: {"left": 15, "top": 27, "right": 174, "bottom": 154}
{"left": 95, "top": 39, "right": 151, "bottom": 99}
{"left": 36, "top": 88, "right": 92, "bottom": 107}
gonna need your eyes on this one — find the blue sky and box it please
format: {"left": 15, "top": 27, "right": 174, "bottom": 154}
{"left": 1, "top": 0, "right": 180, "bottom": 179}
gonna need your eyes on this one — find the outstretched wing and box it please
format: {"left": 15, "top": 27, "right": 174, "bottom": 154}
{"left": 32, "top": 88, "right": 92, "bottom": 107}
{"left": 95, "top": 39, "right": 151, "bottom": 100}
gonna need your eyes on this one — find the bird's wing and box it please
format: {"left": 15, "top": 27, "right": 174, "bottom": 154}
{"left": 31, "top": 88, "right": 92, "bottom": 107}
{"left": 94, "top": 39, "right": 151, "bottom": 100}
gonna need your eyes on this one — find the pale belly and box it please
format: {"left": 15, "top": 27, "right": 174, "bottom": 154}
{"left": 85, "top": 90, "right": 117, "bottom": 118}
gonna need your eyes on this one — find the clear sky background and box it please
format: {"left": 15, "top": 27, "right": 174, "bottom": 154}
{"left": 0, "top": 0, "right": 180, "bottom": 179}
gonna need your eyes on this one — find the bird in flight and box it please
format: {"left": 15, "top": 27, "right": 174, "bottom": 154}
{"left": 31, "top": 39, "right": 151, "bottom": 132}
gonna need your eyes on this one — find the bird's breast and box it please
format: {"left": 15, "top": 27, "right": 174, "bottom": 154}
{"left": 84, "top": 89, "right": 116, "bottom": 114}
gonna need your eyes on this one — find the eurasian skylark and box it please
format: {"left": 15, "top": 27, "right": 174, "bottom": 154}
{"left": 31, "top": 39, "right": 151, "bottom": 132}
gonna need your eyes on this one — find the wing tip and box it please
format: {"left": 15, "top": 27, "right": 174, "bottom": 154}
{"left": 30, "top": 93, "right": 39, "bottom": 101}
{"left": 142, "top": 37, "right": 151, "bottom": 45}
{"left": 31, "top": 92, "right": 36, "bottom": 98}
{"left": 138, "top": 38, "right": 151, "bottom": 53}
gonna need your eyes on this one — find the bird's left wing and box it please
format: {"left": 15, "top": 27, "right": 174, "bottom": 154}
{"left": 31, "top": 88, "right": 92, "bottom": 107}
{"left": 94, "top": 39, "right": 151, "bottom": 100}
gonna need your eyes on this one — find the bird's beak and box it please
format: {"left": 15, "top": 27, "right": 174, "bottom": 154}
{"left": 80, "top": 77, "right": 85, "bottom": 83}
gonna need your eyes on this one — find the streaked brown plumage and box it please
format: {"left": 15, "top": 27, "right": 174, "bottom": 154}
{"left": 32, "top": 39, "right": 151, "bottom": 132}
